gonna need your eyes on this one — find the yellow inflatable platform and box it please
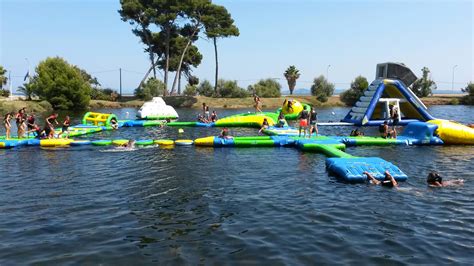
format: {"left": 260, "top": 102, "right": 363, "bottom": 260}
{"left": 281, "top": 99, "right": 304, "bottom": 115}
{"left": 40, "top": 139, "right": 73, "bottom": 147}
{"left": 428, "top": 119, "right": 474, "bottom": 145}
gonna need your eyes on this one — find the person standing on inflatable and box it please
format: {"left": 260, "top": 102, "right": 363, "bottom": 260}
{"left": 389, "top": 104, "right": 399, "bottom": 138}
{"left": 309, "top": 106, "right": 318, "bottom": 137}
{"left": 253, "top": 94, "right": 262, "bottom": 112}
{"left": 45, "top": 113, "right": 59, "bottom": 139}
{"left": 298, "top": 106, "right": 310, "bottom": 138}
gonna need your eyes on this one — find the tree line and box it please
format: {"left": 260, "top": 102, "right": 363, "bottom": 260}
{"left": 119, "top": 0, "right": 239, "bottom": 95}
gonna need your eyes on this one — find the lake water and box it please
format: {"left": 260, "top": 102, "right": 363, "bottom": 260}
{"left": 1, "top": 105, "right": 473, "bottom": 264}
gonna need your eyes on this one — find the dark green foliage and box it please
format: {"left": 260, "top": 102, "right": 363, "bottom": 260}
{"left": 340, "top": 76, "right": 369, "bottom": 106}
{"left": 18, "top": 82, "right": 35, "bottom": 100}
{"left": 30, "top": 57, "right": 91, "bottom": 110}
{"left": 284, "top": 65, "right": 300, "bottom": 95}
{"left": 183, "top": 85, "right": 197, "bottom": 96}
{"left": 410, "top": 67, "right": 437, "bottom": 97}
{"left": 248, "top": 79, "right": 281, "bottom": 97}
{"left": 134, "top": 78, "right": 165, "bottom": 101}
{"left": 197, "top": 80, "right": 214, "bottom": 97}
{"left": 311, "top": 75, "right": 335, "bottom": 102}
{"left": 0, "top": 65, "right": 7, "bottom": 89}
{"left": 188, "top": 75, "right": 199, "bottom": 86}
{"left": 461, "top": 82, "right": 474, "bottom": 105}
{"left": 91, "top": 88, "right": 119, "bottom": 101}
{"left": 216, "top": 79, "right": 248, "bottom": 98}
{"left": 0, "top": 89, "right": 10, "bottom": 97}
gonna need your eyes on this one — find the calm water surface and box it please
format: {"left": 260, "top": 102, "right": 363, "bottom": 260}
{"left": 0, "top": 105, "right": 473, "bottom": 264}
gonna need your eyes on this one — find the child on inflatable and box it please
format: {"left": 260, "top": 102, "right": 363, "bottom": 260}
{"left": 298, "top": 106, "right": 309, "bottom": 138}
{"left": 219, "top": 128, "right": 233, "bottom": 139}
{"left": 259, "top": 118, "right": 269, "bottom": 134}
{"left": 277, "top": 111, "right": 286, "bottom": 127}
{"left": 309, "top": 107, "right": 318, "bottom": 137}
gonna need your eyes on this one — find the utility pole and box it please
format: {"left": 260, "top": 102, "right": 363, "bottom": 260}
{"left": 451, "top": 65, "right": 457, "bottom": 92}
{"left": 119, "top": 68, "right": 122, "bottom": 97}
{"left": 327, "top": 65, "right": 331, "bottom": 81}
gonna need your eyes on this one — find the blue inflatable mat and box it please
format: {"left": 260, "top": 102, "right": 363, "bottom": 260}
{"left": 196, "top": 122, "right": 215, "bottom": 127}
{"left": 271, "top": 136, "right": 296, "bottom": 146}
{"left": 326, "top": 157, "right": 408, "bottom": 183}
{"left": 213, "top": 137, "right": 235, "bottom": 147}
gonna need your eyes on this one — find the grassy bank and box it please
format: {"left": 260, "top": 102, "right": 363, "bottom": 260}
{"left": 1, "top": 94, "right": 466, "bottom": 114}
{"left": 0, "top": 98, "right": 53, "bottom": 114}
{"left": 163, "top": 95, "right": 345, "bottom": 109}
{"left": 162, "top": 94, "right": 465, "bottom": 109}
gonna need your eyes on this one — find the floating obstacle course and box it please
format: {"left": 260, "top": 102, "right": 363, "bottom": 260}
{"left": 2, "top": 63, "right": 474, "bottom": 184}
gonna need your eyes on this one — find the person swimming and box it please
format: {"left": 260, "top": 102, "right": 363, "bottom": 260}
{"left": 426, "top": 171, "right": 464, "bottom": 187}
{"left": 364, "top": 170, "right": 399, "bottom": 187}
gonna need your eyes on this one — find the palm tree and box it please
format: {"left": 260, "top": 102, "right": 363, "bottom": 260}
{"left": 284, "top": 65, "right": 300, "bottom": 95}
{"left": 18, "top": 82, "right": 34, "bottom": 100}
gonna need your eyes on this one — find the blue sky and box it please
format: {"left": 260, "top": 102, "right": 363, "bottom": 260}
{"left": 1, "top": 0, "right": 472, "bottom": 94}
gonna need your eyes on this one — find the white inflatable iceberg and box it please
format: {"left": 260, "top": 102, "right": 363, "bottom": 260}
{"left": 136, "top": 97, "right": 179, "bottom": 120}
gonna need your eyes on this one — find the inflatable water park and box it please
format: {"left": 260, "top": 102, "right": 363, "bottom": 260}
{"left": 2, "top": 63, "right": 474, "bottom": 183}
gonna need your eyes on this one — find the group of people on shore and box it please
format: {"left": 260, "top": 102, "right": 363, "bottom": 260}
{"left": 197, "top": 103, "right": 218, "bottom": 123}
{"left": 3, "top": 108, "right": 70, "bottom": 139}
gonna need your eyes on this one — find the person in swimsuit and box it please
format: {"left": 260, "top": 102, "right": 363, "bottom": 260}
{"left": 390, "top": 104, "right": 399, "bottom": 138}
{"left": 426, "top": 171, "right": 464, "bottom": 187}
{"left": 350, "top": 128, "right": 364, "bottom": 137}
{"left": 202, "top": 103, "right": 210, "bottom": 120}
{"left": 277, "top": 111, "right": 286, "bottom": 128}
{"left": 309, "top": 106, "right": 318, "bottom": 137}
{"left": 259, "top": 118, "right": 270, "bottom": 134}
{"left": 27, "top": 124, "right": 45, "bottom": 139}
{"left": 15, "top": 108, "right": 26, "bottom": 138}
{"left": 45, "top": 113, "right": 59, "bottom": 139}
{"left": 4, "top": 112, "right": 13, "bottom": 139}
{"left": 364, "top": 170, "right": 399, "bottom": 187}
{"left": 287, "top": 100, "right": 293, "bottom": 113}
{"left": 210, "top": 111, "right": 218, "bottom": 122}
{"left": 59, "top": 116, "right": 71, "bottom": 138}
{"left": 219, "top": 127, "right": 233, "bottom": 139}
{"left": 110, "top": 117, "right": 118, "bottom": 130}
{"left": 379, "top": 121, "right": 394, "bottom": 139}
{"left": 253, "top": 94, "right": 262, "bottom": 113}
{"left": 298, "top": 106, "right": 309, "bottom": 138}
{"left": 197, "top": 114, "right": 208, "bottom": 123}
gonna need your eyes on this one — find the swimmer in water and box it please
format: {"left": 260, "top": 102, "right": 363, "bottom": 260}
{"left": 427, "top": 171, "right": 464, "bottom": 187}
{"left": 119, "top": 139, "right": 135, "bottom": 149}
{"left": 364, "top": 170, "right": 398, "bottom": 188}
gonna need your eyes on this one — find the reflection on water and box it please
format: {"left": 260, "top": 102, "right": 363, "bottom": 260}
{"left": 0, "top": 106, "right": 473, "bottom": 264}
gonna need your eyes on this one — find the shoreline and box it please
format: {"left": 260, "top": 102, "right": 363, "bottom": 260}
{"left": 1, "top": 94, "right": 467, "bottom": 113}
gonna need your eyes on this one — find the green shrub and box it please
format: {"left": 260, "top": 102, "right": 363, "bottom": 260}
{"left": 311, "top": 75, "right": 334, "bottom": 102}
{"left": 197, "top": 80, "right": 214, "bottom": 97}
{"left": 183, "top": 85, "right": 197, "bottom": 96}
{"left": 216, "top": 79, "right": 249, "bottom": 98}
{"left": 0, "top": 89, "right": 10, "bottom": 97}
{"left": 461, "top": 82, "right": 474, "bottom": 105}
{"left": 340, "top": 76, "right": 368, "bottom": 106}
{"left": 248, "top": 79, "right": 281, "bottom": 97}
{"left": 30, "top": 57, "right": 91, "bottom": 110}
{"left": 91, "top": 87, "right": 119, "bottom": 101}
{"left": 134, "top": 78, "right": 165, "bottom": 101}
